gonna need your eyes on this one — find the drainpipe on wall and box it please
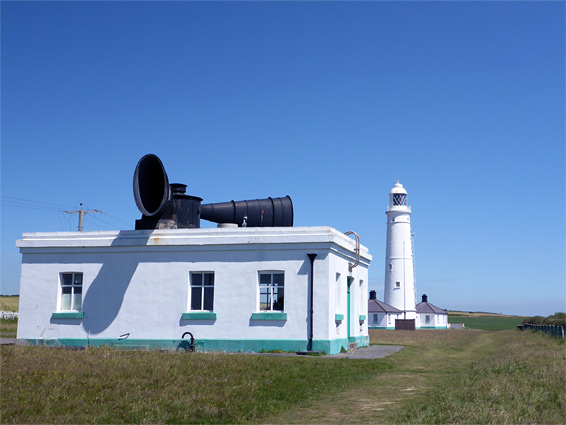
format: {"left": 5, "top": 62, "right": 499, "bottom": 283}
{"left": 307, "top": 253, "right": 317, "bottom": 351}
{"left": 298, "top": 253, "right": 318, "bottom": 355}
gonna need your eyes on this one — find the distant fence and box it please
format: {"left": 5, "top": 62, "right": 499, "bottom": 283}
{"left": 1, "top": 311, "right": 18, "bottom": 320}
{"left": 518, "top": 324, "right": 565, "bottom": 339}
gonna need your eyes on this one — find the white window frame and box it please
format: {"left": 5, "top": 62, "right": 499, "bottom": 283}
{"left": 258, "top": 271, "right": 284, "bottom": 312}
{"left": 190, "top": 272, "right": 215, "bottom": 311}
{"left": 373, "top": 313, "right": 379, "bottom": 323}
{"left": 59, "top": 272, "right": 83, "bottom": 312}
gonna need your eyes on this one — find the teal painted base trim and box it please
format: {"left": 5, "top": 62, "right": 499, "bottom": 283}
{"left": 51, "top": 312, "right": 84, "bottom": 320}
{"left": 359, "top": 314, "right": 366, "bottom": 321}
{"left": 181, "top": 312, "right": 217, "bottom": 320}
{"left": 335, "top": 314, "right": 344, "bottom": 321}
{"left": 250, "top": 312, "right": 287, "bottom": 321}
{"left": 20, "top": 335, "right": 370, "bottom": 355}
{"left": 368, "top": 326, "right": 387, "bottom": 329}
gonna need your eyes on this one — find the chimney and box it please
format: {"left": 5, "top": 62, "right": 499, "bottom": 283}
{"left": 369, "top": 290, "right": 377, "bottom": 300}
{"left": 422, "top": 294, "right": 428, "bottom": 303}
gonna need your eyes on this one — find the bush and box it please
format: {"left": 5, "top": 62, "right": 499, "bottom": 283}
{"left": 522, "top": 316, "right": 544, "bottom": 325}
{"left": 522, "top": 312, "right": 566, "bottom": 327}
{"left": 543, "top": 312, "right": 566, "bottom": 327}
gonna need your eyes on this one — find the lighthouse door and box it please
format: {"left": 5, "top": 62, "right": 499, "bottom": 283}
{"left": 347, "top": 277, "right": 353, "bottom": 340}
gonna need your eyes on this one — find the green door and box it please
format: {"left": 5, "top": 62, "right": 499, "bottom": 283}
{"left": 347, "top": 277, "right": 353, "bottom": 340}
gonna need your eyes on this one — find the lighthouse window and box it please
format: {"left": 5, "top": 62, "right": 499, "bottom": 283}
{"left": 389, "top": 264, "right": 392, "bottom": 270}
{"left": 395, "top": 281, "right": 401, "bottom": 288}
{"left": 392, "top": 194, "right": 407, "bottom": 206}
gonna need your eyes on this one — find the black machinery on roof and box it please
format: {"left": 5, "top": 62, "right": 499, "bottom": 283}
{"left": 133, "top": 154, "right": 294, "bottom": 230}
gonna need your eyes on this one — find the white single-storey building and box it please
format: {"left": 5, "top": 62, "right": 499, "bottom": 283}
{"left": 416, "top": 294, "right": 448, "bottom": 329}
{"left": 367, "top": 290, "right": 404, "bottom": 329}
{"left": 16, "top": 226, "right": 371, "bottom": 354}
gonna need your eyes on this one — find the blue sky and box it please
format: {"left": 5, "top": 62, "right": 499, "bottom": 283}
{"left": 1, "top": 1, "right": 564, "bottom": 316}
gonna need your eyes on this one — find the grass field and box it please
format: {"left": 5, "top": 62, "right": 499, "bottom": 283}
{"left": 448, "top": 315, "right": 525, "bottom": 330}
{"left": 2, "top": 329, "right": 564, "bottom": 424}
{"left": 0, "top": 296, "right": 19, "bottom": 312}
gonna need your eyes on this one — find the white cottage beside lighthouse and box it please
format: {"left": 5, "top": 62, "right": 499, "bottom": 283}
{"left": 384, "top": 182, "right": 418, "bottom": 327}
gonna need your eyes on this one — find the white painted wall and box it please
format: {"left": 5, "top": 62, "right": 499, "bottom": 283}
{"left": 420, "top": 312, "right": 448, "bottom": 328}
{"left": 368, "top": 312, "right": 403, "bottom": 329}
{"left": 17, "top": 227, "right": 371, "bottom": 348}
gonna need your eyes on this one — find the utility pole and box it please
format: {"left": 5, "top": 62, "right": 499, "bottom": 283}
{"left": 64, "top": 203, "right": 101, "bottom": 231}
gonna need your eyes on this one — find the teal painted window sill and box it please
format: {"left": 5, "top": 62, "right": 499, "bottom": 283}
{"left": 335, "top": 314, "right": 344, "bottom": 321}
{"left": 51, "top": 312, "right": 84, "bottom": 320}
{"left": 251, "top": 312, "right": 287, "bottom": 321}
{"left": 181, "top": 312, "right": 217, "bottom": 320}
{"left": 359, "top": 315, "right": 366, "bottom": 321}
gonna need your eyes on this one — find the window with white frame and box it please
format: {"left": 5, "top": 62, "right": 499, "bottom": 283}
{"left": 259, "top": 272, "right": 284, "bottom": 311}
{"left": 190, "top": 272, "right": 214, "bottom": 311}
{"left": 425, "top": 315, "right": 431, "bottom": 324}
{"left": 60, "top": 272, "right": 83, "bottom": 311}
{"left": 373, "top": 313, "right": 378, "bottom": 323}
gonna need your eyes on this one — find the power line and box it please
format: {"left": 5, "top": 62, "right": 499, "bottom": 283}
{"left": 100, "top": 212, "right": 132, "bottom": 229}
{"left": 83, "top": 215, "right": 115, "bottom": 231}
{"left": 1, "top": 200, "right": 64, "bottom": 213}
{"left": 85, "top": 213, "right": 131, "bottom": 231}
{"left": 1, "top": 195, "right": 76, "bottom": 210}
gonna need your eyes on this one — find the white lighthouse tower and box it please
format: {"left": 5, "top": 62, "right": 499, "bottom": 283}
{"left": 384, "top": 181, "right": 417, "bottom": 323}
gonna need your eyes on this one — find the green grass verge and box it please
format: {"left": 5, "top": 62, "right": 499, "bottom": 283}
{"left": 449, "top": 315, "right": 525, "bottom": 330}
{"left": 0, "top": 346, "right": 391, "bottom": 424}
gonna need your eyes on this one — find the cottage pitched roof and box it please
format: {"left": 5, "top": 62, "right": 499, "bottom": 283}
{"left": 368, "top": 299, "right": 402, "bottom": 313}
{"left": 416, "top": 301, "right": 447, "bottom": 314}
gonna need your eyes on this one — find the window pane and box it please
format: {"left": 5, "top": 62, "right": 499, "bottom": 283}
{"left": 72, "top": 294, "right": 82, "bottom": 311}
{"left": 191, "top": 287, "right": 202, "bottom": 310}
{"left": 203, "top": 287, "right": 214, "bottom": 311}
{"left": 273, "top": 273, "right": 284, "bottom": 286}
{"left": 191, "top": 273, "right": 203, "bottom": 286}
{"left": 74, "top": 286, "right": 82, "bottom": 294}
{"left": 61, "top": 293, "right": 71, "bottom": 310}
{"left": 203, "top": 273, "right": 214, "bottom": 286}
{"left": 62, "top": 286, "right": 72, "bottom": 294}
{"left": 62, "top": 274, "right": 72, "bottom": 285}
{"left": 259, "top": 273, "right": 271, "bottom": 284}
{"left": 74, "top": 274, "right": 83, "bottom": 286}
{"left": 273, "top": 287, "right": 284, "bottom": 311}
{"left": 260, "top": 288, "right": 270, "bottom": 310}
